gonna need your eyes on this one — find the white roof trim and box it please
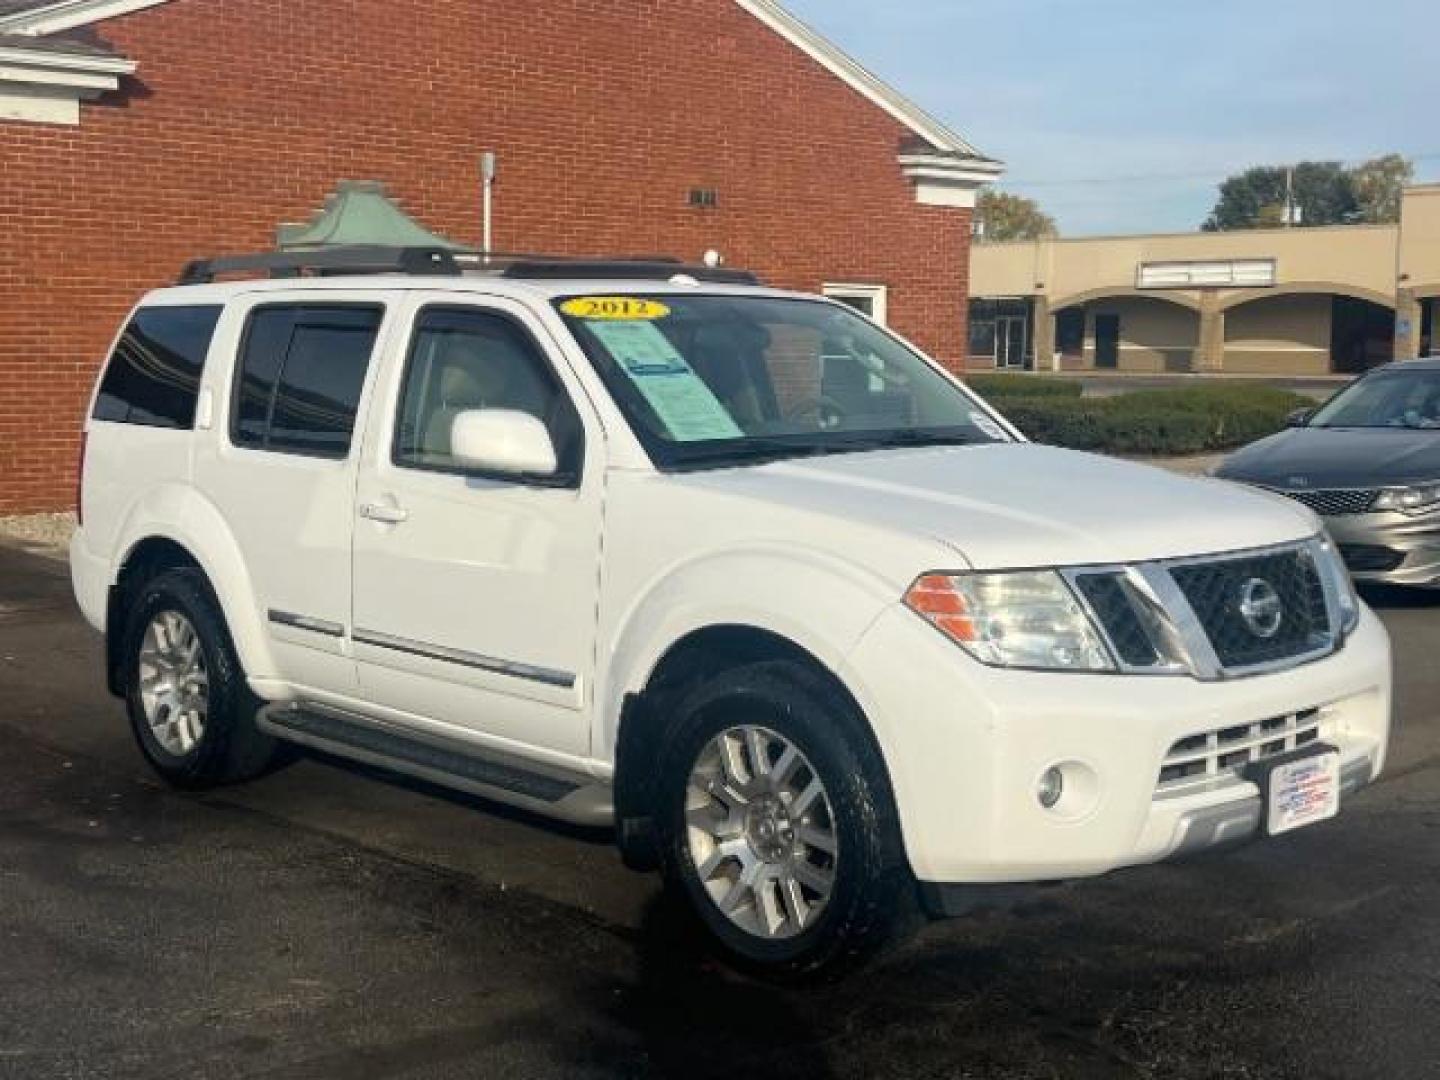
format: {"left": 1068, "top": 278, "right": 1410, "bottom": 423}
{"left": 733, "top": 0, "right": 994, "bottom": 161}
{"left": 0, "top": 0, "right": 171, "bottom": 34}
{"left": 0, "top": 44, "right": 134, "bottom": 75}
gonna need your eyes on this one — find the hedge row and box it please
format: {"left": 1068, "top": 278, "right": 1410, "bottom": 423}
{"left": 963, "top": 373, "right": 1083, "bottom": 400}
{"left": 984, "top": 383, "right": 1313, "bottom": 456}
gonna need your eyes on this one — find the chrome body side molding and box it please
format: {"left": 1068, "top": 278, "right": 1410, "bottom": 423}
{"left": 352, "top": 628, "right": 576, "bottom": 689}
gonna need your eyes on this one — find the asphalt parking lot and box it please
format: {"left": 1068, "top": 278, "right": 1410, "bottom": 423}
{"left": 1, "top": 543, "right": 1437, "bottom": 1080}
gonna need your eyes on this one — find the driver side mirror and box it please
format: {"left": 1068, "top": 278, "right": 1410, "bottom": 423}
{"left": 450, "top": 410, "right": 558, "bottom": 478}
{"left": 1286, "top": 407, "right": 1315, "bottom": 428}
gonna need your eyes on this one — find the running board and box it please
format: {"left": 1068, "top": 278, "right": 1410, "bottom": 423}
{"left": 256, "top": 702, "right": 613, "bottom": 827}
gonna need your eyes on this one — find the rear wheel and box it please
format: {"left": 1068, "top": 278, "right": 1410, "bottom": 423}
{"left": 657, "top": 661, "right": 914, "bottom": 979}
{"left": 121, "top": 569, "right": 287, "bottom": 789}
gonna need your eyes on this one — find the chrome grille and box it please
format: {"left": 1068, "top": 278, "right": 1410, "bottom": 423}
{"left": 1169, "top": 547, "right": 1332, "bottom": 671}
{"left": 1156, "top": 708, "right": 1324, "bottom": 795}
{"left": 1269, "top": 487, "right": 1378, "bottom": 516}
{"left": 1066, "top": 541, "right": 1341, "bottom": 680}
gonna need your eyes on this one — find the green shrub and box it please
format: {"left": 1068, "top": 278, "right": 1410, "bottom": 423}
{"left": 992, "top": 383, "right": 1312, "bottom": 455}
{"left": 964, "top": 373, "right": 1083, "bottom": 400}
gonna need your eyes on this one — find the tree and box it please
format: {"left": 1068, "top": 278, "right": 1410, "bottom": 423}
{"left": 1203, "top": 155, "right": 1413, "bottom": 231}
{"left": 976, "top": 190, "right": 1058, "bottom": 242}
{"left": 1204, "top": 161, "right": 1356, "bottom": 231}
{"left": 1350, "top": 154, "right": 1414, "bottom": 224}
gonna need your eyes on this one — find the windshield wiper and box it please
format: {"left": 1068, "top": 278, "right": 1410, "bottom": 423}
{"left": 833, "top": 430, "right": 987, "bottom": 451}
{"left": 668, "top": 440, "right": 850, "bottom": 470}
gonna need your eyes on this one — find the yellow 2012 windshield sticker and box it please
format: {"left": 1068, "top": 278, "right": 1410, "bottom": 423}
{"left": 560, "top": 297, "right": 671, "bottom": 321}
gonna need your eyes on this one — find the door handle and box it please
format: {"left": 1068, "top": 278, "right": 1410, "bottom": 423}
{"left": 359, "top": 502, "right": 410, "bottom": 525}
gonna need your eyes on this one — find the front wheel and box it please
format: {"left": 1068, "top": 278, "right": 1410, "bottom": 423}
{"left": 657, "top": 661, "right": 915, "bottom": 979}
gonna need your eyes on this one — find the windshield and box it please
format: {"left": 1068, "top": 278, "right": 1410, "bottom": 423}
{"left": 1309, "top": 368, "right": 1440, "bottom": 430}
{"left": 556, "top": 294, "right": 1012, "bottom": 469}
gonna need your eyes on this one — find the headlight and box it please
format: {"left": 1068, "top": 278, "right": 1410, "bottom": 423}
{"left": 1312, "top": 536, "right": 1360, "bottom": 637}
{"left": 1374, "top": 480, "right": 1440, "bottom": 515}
{"left": 905, "top": 571, "right": 1115, "bottom": 672}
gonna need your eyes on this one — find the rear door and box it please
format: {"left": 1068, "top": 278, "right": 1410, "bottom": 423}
{"left": 349, "top": 293, "right": 603, "bottom": 758}
{"left": 195, "top": 292, "right": 393, "bottom": 695}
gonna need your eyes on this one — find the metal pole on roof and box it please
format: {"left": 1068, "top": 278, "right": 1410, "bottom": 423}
{"left": 481, "top": 152, "right": 498, "bottom": 264}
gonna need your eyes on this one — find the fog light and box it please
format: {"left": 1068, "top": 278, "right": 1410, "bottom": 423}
{"left": 1038, "top": 767, "right": 1065, "bottom": 810}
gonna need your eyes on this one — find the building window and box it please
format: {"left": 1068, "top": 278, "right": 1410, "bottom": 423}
{"left": 967, "top": 298, "right": 1033, "bottom": 369}
{"left": 823, "top": 284, "right": 888, "bottom": 326}
{"left": 1056, "top": 308, "right": 1085, "bottom": 358}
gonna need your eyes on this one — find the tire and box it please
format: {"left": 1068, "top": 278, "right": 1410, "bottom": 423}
{"left": 120, "top": 568, "right": 287, "bottom": 789}
{"left": 656, "top": 660, "right": 915, "bottom": 980}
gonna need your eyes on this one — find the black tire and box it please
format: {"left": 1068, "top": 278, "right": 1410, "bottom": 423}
{"left": 120, "top": 568, "right": 287, "bottom": 789}
{"left": 656, "top": 660, "right": 916, "bottom": 980}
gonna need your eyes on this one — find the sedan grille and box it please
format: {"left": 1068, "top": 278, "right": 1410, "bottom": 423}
{"left": 1169, "top": 548, "right": 1332, "bottom": 670}
{"left": 1157, "top": 708, "right": 1323, "bottom": 795}
{"left": 1269, "top": 487, "right": 1378, "bottom": 516}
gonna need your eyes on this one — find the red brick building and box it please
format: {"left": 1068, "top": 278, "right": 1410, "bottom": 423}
{"left": 0, "top": 0, "right": 999, "bottom": 515}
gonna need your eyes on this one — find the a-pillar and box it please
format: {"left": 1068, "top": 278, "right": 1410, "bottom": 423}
{"left": 1395, "top": 288, "right": 1422, "bottom": 361}
{"left": 1195, "top": 292, "right": 1226, "bottom": 373}
{"left": 1030, "top": 295, "right": 1054, "bottom": 372}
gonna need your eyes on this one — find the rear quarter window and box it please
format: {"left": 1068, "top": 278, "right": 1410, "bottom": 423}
{"left": 92, "top": 305, "right": 223, "bottom": 429}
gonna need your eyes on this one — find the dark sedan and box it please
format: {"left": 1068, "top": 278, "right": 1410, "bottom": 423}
{"left": 1216, "top": 359, "right": 1440, "bottom": 586}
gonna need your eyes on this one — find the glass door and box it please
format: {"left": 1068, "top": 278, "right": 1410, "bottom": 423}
{"left": 996, "top": 317, "right": 1028, "bottom": 369}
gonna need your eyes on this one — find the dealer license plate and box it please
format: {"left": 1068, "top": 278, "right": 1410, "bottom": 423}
{"left": 1264, "top": 748, "right": 1341, "bottom": 836}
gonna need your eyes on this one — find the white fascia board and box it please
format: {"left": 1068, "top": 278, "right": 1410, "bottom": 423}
{"left": 0, "top": 45, "right": 134, "bottom": 76}
{"left": 0, "top": 43, "right": 132, "bottom": 122}
{"left": 0, "top": 0, "right": 172, "bottom": 34}
{"left": 899, "top": 152, "right": 1005, "bottom": 208}
{"left": 734, "top": 0, "right": 993, "bottom": 160}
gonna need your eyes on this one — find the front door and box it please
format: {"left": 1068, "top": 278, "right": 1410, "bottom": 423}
{"left": 1094, "top": 314, "right": 1120, "bottom": 369}
{"left": 350, "top": 295, "right": 602, "bottom": 759}
{"left": 996, "top": 317, "right": 1028, "bottom": 369}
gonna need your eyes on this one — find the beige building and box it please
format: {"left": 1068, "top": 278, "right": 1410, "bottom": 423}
{"left": 968, "top": 183, "right": 1440, "bottom": 375}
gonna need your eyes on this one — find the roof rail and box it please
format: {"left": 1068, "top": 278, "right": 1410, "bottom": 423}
{"left": 499, "top": 259, "right": 762, "bottom": 286}
{"left": 179, "top": 245, "right": 462, "bottom": 285}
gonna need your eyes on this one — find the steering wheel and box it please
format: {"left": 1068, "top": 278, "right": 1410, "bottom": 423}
{"left": 784, "top": 394, "right": 849, "bottom": 431}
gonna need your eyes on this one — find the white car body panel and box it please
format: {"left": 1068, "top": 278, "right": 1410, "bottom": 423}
{"left": 73, "top": 272, "right": 1394, "bottom": 890}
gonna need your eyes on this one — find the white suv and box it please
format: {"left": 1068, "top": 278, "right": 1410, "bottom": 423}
{"left": 72, "top": 246, "right": 1392, "bottom": 977}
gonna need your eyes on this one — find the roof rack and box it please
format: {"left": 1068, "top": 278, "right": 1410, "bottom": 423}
{"left": 179, "top": 245, "right": 462, "bottom": 285}
{"left": 177, "top": 245, "right": 763, "bottom": 287}
{"left": 498, "top": 258, "right": 761, "bottom": 285}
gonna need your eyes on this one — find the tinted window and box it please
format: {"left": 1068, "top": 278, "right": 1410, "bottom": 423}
{"left": 394, "top": 307, "right": 582, "bottom": 480}
{"left": 93, "top": 305, "right": 222, "bottom": 428}
{"left": 232, "top": 306, "right": 383, "bottom": 458}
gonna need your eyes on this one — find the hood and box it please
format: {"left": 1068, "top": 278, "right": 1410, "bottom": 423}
{"left": 1217, "top": 426, "right": 1440, "bottom": 489}
{"left": 679, "top": 444, "right": 1317, "bottom": 571}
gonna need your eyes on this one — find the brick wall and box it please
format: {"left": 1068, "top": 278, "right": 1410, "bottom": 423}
{"left": 0, "top": 0, "right": 972, "bottom": 514}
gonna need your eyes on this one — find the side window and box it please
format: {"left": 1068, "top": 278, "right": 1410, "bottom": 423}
{"left": 93, "top": 305, "right": 222, "bottom": 429}
{"left": 231, "top": 305, "right": 383, "bottom": 459}
{"left": 393, "top": 307, "right": 583, "bottom": 480}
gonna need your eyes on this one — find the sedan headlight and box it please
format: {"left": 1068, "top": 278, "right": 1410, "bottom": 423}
{"left": 1312, "top": 536, "right": 1361, "bottom": 637}
{"left": 1373, "top": 480, "right": 1440, "bottom": 516}
{"left": 905, "top": 571, "right": 1115, "bottom": 672}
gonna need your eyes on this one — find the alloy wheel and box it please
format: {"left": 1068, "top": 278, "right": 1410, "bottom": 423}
{"left": 684, "top": 724, "right": 839, "bottom": 941}
{"left": 137, "top": 610, "right": 209, "bottom": 757}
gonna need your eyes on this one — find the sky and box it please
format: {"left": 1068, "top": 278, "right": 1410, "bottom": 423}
{"left": 783, "top": 0, "right": 1440, "bottom": 237}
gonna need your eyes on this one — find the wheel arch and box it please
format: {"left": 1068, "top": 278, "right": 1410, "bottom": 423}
{"left": 108, "top": 486, "right": 276, "bottom": 694}
{"left": 613, "top": 623, "right": 896, "bottom": 872}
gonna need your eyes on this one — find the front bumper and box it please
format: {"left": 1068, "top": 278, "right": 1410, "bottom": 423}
{"left": 1323, "top": 510, "right": 1440, "bottom": 586}
{"left": 839, "top": 603, "right": 1392, "bottom": 886}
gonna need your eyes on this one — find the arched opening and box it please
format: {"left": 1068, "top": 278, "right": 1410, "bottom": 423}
{"left": 1223, "top": 291, "right": 1394, "bottom": 375}
{"left": 1050, "top": 292, "right": 1201, "bottom": 373}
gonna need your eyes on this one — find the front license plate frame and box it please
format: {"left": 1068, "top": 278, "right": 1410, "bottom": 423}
{"left": 1248, "top": 744, "right": 1342, "bottom": 837}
